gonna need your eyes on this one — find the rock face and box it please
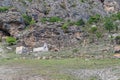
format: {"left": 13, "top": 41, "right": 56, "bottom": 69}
{"left": 104, "top": 0, "right": 120, "bottom": 14}
{"left": 0, "top": 0, "right": 120, "bottom": 21}
{"left": 0, "top": 0, "right": 120, "bottom": 49}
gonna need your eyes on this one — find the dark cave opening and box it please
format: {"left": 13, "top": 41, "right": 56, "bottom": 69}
{"left": 0, "top": 29, "right": 11, "bottom": 36}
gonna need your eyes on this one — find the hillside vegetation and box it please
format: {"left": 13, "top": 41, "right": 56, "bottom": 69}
{"left": 0, "top": 0, "right": 120, "bottom": 80}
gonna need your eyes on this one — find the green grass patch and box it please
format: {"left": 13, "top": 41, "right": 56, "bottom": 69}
{"left": 6, "top": 36, "right": 17, "bottom": 45}
{"left": 0, "top": 58, "right": 120, "bottom": 80}
{"left": 88, "top": 14, "right": 101, "bottom": 24}
{"left": 40, "top": 16, "right": 62, "bottom": 23}
{"left": 1, "top": 58, "right": 120, "bottom": 69}
{"left": 22, "top": 14, "right": 35, "bottom": 26}
{"left": 0, "top": 6, "right": 9, "bottom": 12}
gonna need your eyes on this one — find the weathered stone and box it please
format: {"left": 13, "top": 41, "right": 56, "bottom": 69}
{"left": 16, "top": 46, "right": 28, "bottom": 54}
{"left": 33, "top": 43, "right": 48, "bottom": 52}
{"left": 0, "top": 48, "right": 3, "bottom": 53}
{"left": 0, "top": 0, "right": 120, "bottom": 50}
{"left": 113, "top": 54, "right": 120, "bottom": 58}
{"left": 114, "top": 45, "right": 120, "bottom": 53}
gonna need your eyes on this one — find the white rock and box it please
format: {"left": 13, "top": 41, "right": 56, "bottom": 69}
{"left": 114, "top": 45, "right": 120, "bottom": 53}
{"left": 33, "top": 43, "right": 48, "bottom": 52}
{"left": 6, "top": 47, "right": 12, "bottom": 50}
{"left": 16, "top": 46, "right": 28, "bottom": 54}
{"left": 0, "top": 48, "right": 3, "bottom": 53}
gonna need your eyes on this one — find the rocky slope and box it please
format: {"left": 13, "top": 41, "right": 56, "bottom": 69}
{"left": 0, "top": 0, "right": 120, "bottom": 49}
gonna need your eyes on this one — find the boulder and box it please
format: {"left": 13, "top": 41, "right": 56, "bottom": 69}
{"left": 113, "top": 54, "right": 120, "bottom": 58}
{"left": 16, "top": 46, "right": 28, "bottom": 54}
{"left": 114, "top": 45, "right": 120, "bottom": 53}
{"left": 0, "top": 48, "right": 3, "bottom": 53}
{"left": 33, "top": 43, "right": 48, "bottom": 53}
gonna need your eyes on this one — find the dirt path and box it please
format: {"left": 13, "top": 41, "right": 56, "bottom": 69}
{"left": 0, "top": 66, "right": 45, "bottom": 80}
{"left": 64, "top": 66, "right": 120, "bottom": 80}
{"left": 0, "top": 66, "right": 120, "bottom": 80}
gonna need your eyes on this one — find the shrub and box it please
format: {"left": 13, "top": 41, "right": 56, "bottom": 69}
{"left": 75, "top": 19, "right": 85, "bottom": 26}
{"left": 116, "top": 12, "right": 120, "bottom": 20}
{"left": 80, "top": 0, "right": 85, "bottom": 3}
{"left": 27, "top": 0, "right": 32, "bottom": 2}
{"left": 22, "top": 14, "right": 32, "bottom": 25}
{"left": 49, "top": 16, "right": 62, "bottom": 22}
{"left": 62, "top": 22, "right": 69, "bottom": 30}
{"left": 30, "top": 18, "right": 36, "bottom": 25}
{"left": 110, "top": 14, "right": 118, "bottom": 21}
{"left": 40, "top": 17, "right": 48, "bottom": 23}
{"left": 115, "top": 36, "right": 120, "bottom": 40}
{"left": 115, "top": 36, "right": 120, "bottom": 44}
{"left": 40, "top": 17, "right": 62, "bottom": 23}
{"left": 88, "top": 14, "right": 100, "bottom": 24}
{"left": 6, "top": 37, "right": 17, "bottom": 45}
{"left": 90, "top": 26, "right": 97, "bottom": 33}
{"left": 0, "top": 7, "right": 9, "bottom": 12}
{"left": 96, "top": 32, "right": 102, "bottom": 38}
{"left": 104, "top": 18, "right": 115, "bottom": 32}
{"left": 72, "top": 49, "right": 79, "bottom": 53}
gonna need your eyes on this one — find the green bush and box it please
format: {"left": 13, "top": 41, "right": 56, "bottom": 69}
{"left": 80, "top": 0, "right": 85, "bottom": 3}
{"left": 88, "top": 14, "right": 100, "bottom": 24}
{"left": 115, "top": 36, "right": 120, "bottom": 44}
{"left": 115, "top": 36, "right": 120, "bottom": 40}
{"left": 75, "top": 19, "right": 85, "bottom": 26}
{"left": 104, "top": 18, "right": 115, "bottom": 32}
{"left": 40, "top": 17, "right": 48, "bottom": 23}
{"left": 30, "top": 18, "right": 36, "bottom": 25}
{"left": 6, "top": 37, "right": 17, "bottom": 45}
{"left": 40, "top": 17, "right": 62, "bottom": 23}
{"left": 90, "top": 26, "right": 97, "bottom": 33}
{"left": 0, "top": 7, "right": 9, "bottom": 12}
{"left": 110, "top": 14, "right": 118, "bottom": 21}
{"left": 96, "top": 32, "right": 102, "bottom": 38}
{"left": 22, "top": 14, "right": 32, "bottom": 25}
{"left": 49, "top": 16, "right": 62, "bottom": 22}
{"left": 116, "top": 12, "right": 120, "bottom": 20}
{"left": 62, "top": 22, "right": 69, "bottom": 30}
{"left": 27, "top": 0, "right": 32, "bottom": 2}
{"left": 109, "top": 12, "right": 120, "bottom": 21}
{"left": 72, "top": 49, "right": 79, "bottom": 53}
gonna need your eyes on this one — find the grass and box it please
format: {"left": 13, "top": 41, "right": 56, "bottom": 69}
{"left": 0, "top": 57, "right": 120, "bottom": 80}
{"left": 40, "top": 16, "right": 62, "bottom": 23}
{"left": 0, "top": 6, "right": 9, "bottom": 12}
{"left": 0, "top": 58, "right": 120, "bottom": 69}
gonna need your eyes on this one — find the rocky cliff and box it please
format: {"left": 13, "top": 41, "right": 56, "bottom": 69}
{"left": 0, "top": 0, "right": 120, "bottom": 49}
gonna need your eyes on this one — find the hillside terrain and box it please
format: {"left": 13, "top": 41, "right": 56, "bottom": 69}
{"left": 0, "top": 0, "right": 120, "bottom": 48}
{"left": 0, "top": 0, "right": 120, "bottom": 80}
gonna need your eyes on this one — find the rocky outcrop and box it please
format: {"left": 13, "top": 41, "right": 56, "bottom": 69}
{"left": 0, "top": 0, "right": 120, "bottom": 49}
{"left": 104, "top": 0, "right": 120, "bottom": 14}
{"left": 19, "top": 25, "right": 85, "bottom": 49}
{"left": 1, "top": 0, "right": 119, "bottom": 21}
